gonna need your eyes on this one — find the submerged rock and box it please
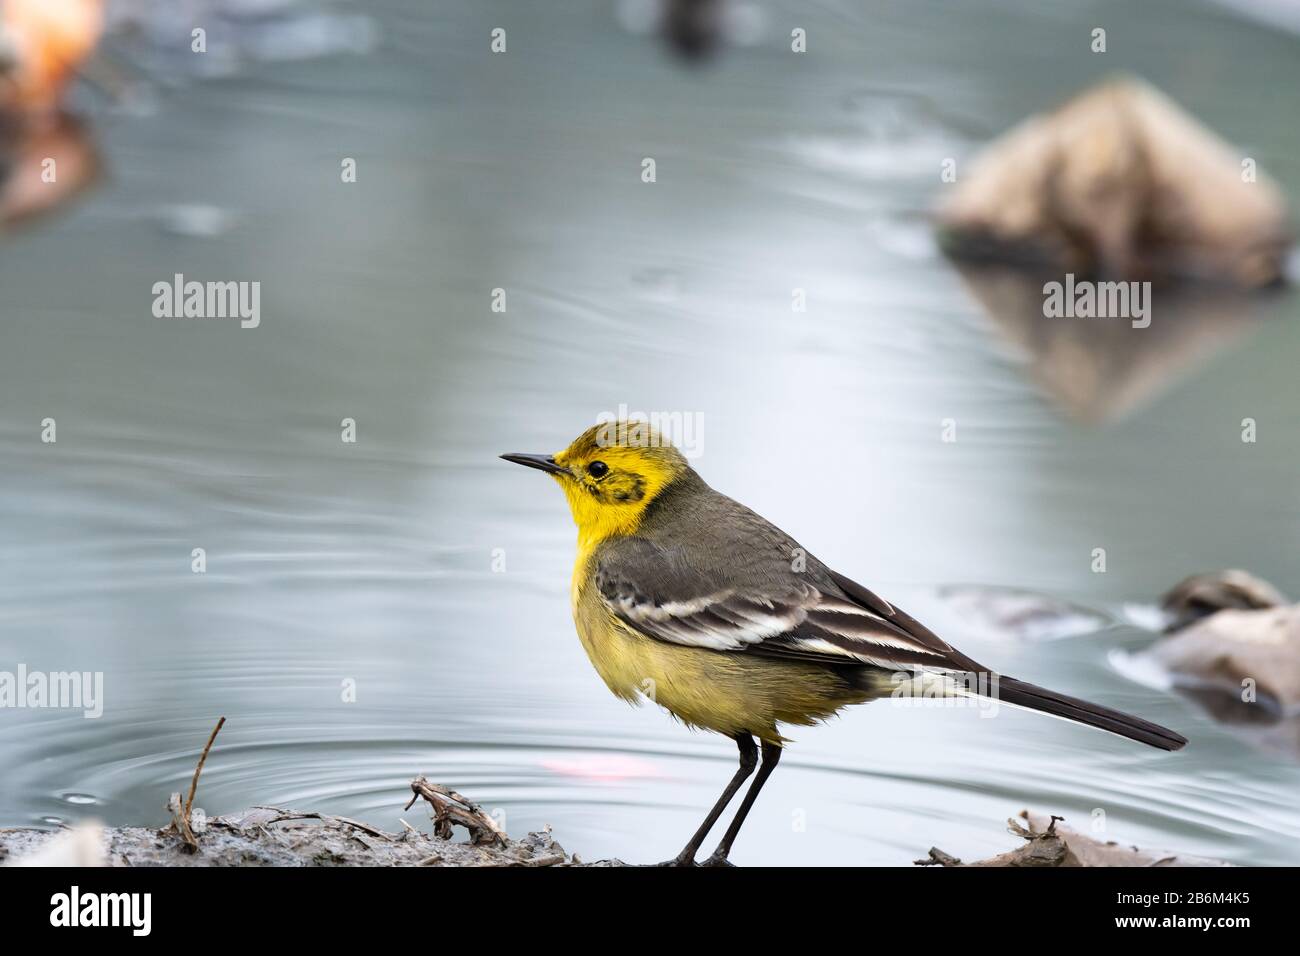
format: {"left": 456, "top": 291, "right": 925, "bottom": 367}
{"left": 937, "top": 584, "right": 1113, "bottom": 642}
{"left": 939, "top": 571, "right": 1300, "bottom": 754}
{"left": 663, "top": 0, "right": 726, "bottom": 61}
{"left": 1159, "top": 569, "right": 1287, "bottom": 632}
{"left": 1115, "top": 570, "right": 1300, "bottom": 757}
{"left": 1154, "top": 572, "right": 1294, "bottom": 712}
{"left": 937, "top": 77, "right": 1292, "bottom": 287}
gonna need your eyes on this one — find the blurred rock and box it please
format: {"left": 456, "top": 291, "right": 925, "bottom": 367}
{"left": 938, "top": 570, "right": 1300, "bottom": 755}
{"left": 620, "top": 0, "right": 765, "bottom": 62}
{"left": 1109, "top": 569, "right": 1300, "bottom": 758}
{"left": 663, "top": 0, "right": 725, "bottom": 61}
{"left": 1147, "top": 571, "right": 1298, "bottom": 715}
{"left": 1160, "top": 569, "right": 1287, "bottom": 632}
{"left": 937, "top": 584, "right": 1113, "bottom": 642}
{"left": 0, "top": 1, "right": 104, "bottom": 230}
{"left": 938, "top": 77, "right": 1292, "bottom": 288}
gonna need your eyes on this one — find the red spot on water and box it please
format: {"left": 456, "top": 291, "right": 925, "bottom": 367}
{"left": 541, "top": 754, "right": 661, "bottom": 782}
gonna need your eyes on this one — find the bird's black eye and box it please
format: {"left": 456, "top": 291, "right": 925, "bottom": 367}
{"left": 587, "top": 460, "right": 609, "bottom": 479}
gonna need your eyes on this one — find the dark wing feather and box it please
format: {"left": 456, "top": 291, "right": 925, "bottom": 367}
{"left": 593, "top": 533, "right": 1186, "bottom": 750}
{"left": 594, "top": 537, "right": 976, "bottom": 673}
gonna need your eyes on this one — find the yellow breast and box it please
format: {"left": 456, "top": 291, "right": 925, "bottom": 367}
{"left": 570, "top": 553, "right": 880, "bottom": 744}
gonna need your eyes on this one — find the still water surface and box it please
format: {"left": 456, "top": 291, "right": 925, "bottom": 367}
{"left": 2, "top": 0, "right": 1300, "bottom": 864}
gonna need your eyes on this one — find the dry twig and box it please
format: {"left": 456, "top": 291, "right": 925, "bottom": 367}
{"left": 404, "top": 776, "right": 506, "bottom": 846}
{"left": 168, "top": 716, "right": 226, "bottom": 852}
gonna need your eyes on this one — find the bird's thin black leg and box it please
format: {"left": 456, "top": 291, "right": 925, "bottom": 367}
{"left": 659, "top": 733, "right": 757, "bottom": 866}
{"left": 703, "top": 740, "right": 782, "bottom": 866}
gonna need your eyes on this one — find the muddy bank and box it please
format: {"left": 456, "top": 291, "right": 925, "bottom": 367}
{"left": 0, "top": 776, "right": 618, "bottom": 867}
{"left": 2, "top": 800, "right": 1227, "bottom": 867}
{"left": 0, "top": 809, "right": 595, "bottom": 867}
{"left": 0, "top": 724, "right": 622, "bottom": 867}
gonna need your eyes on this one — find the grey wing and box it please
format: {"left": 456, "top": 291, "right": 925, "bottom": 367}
{"left": 594, "top": 536, "right": 983, "bottom": 673}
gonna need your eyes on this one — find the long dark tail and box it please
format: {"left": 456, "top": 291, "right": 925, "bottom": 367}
{"left": 994, "top": 676, "right": 1187, "bottom": 751}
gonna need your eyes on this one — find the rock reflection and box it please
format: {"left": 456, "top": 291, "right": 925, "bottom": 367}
{"left": 954, "top": 263, "right": 1276, "bottom": 423}
{"left": 0, "top": 110, "right": 100, "bottom": 229}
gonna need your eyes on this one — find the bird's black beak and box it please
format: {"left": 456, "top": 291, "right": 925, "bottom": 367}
{"left": 500, "top": 453, "right": 568, "bottom": 476}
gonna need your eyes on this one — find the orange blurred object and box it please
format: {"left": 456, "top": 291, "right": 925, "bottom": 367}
{"left": 1, "top": 0, "right": 104, "bottom": 113}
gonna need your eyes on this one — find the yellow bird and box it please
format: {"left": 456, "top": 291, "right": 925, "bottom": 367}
{"left": 503, "top": 423, "right": 1186, "bottom": 865}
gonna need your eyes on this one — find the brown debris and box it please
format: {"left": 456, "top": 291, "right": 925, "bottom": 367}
{"left": 405, "top": 776, "right": 508, "bottom": 846}
{"left": 916, "top": 811, "right": 1231, "bottom": 867}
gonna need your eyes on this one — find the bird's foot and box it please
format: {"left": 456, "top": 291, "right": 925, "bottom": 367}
{"left": 700, "top": 852, "right": 735, "bottom": 867}
{"left": 651, "top": 854, "right": 699, "bottom": 867}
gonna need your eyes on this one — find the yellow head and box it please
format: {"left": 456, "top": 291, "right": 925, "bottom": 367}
{"left": 502, "top": 422, "right": 690, "bottom": 548}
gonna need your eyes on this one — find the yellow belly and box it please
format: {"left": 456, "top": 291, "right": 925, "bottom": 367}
{"left": 572, "top": 559, "right": 882, "bottom": 744}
